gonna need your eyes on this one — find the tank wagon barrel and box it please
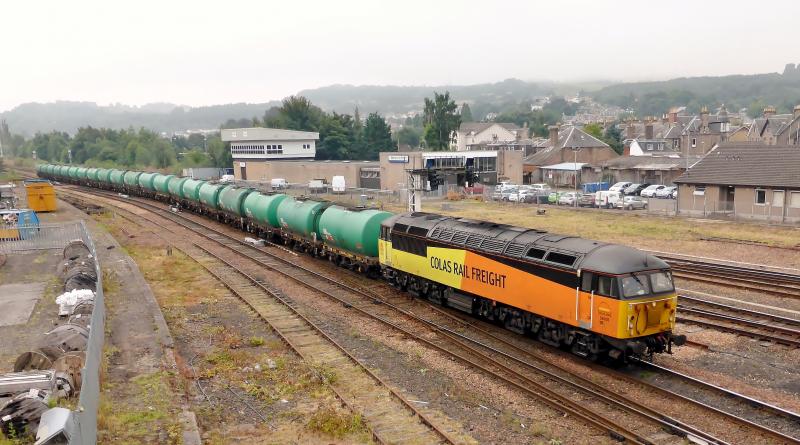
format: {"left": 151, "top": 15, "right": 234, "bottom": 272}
{"left": 198, "top": 182, "right": 226, "bottom": 210}
{"left": 276, "top": 197, "right": 329, "bottom": 239}
{"left": 319, "top": 205, "right": 392, "bottom": 258}
{"left": 219, "top": 187, "right": 255, "bottom": 218}
{"left": 242, "top": 192, "right": 288, "bottom": 229}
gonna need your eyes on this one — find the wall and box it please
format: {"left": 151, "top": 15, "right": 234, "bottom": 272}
{"left": 230, "top": 139, "right": 316, "bottom": 159}
{"left": 677, "top": 184, "right": 800, "bottom": 223}
{"left": 233, "top": 159, "right": 377, "bottom": 188}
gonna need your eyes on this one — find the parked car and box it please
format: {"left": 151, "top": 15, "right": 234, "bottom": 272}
{"left": 529, "top": 183, "right": 552, "bottom": 193}
{"left": 640, "top": 185, "right": 666, "bottom": 198}
{"left": 508, "top": 186, "right": 534, "bottom": 202}
{"left": 623, "top": 183, "right": 649, "bottom": 196}
{"left": 522, "top": 191, "right": 549, "bottom": 204}
{"left": 547, "top": 191, "right": 562, "bottom": 204}
{"left": 616, "top": 195, "right": 648, "bottom": 210}
{"left": 493, "top": 187, "right": 518, "bottom": 201}
{"left": 670, "top": 188, "right": 678, "bottom": 199}
{"left": 609, "top": 181, "right": 633, "bottom": 192}
{"left": 578, "top": 192, "right": 596, "bottom": 207}
{"left": 595, "top": 190, "right": 622, "bottom": 208}
{"left": 558, "top": 192, "right": 582, "bottom": 206}
{"left": 655, "top": 186, "right": 677, "bottom": 199}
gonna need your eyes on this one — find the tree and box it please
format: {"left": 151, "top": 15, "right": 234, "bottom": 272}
{"left": 423, "top": 92, "right": 461, "bottom": 150}
{"left": 460, "top": 103, "right": 473, "bottom": 122}
{"left": 207, "top": 136, "right": 232, "bottom": 168}
{"left": 583, "top": 123, "right": 604, "bottom": 140}
{"left": 267, "top": 96, "right": 323, "bottom": 131}
{"left": 361, "top": 113, "right": 394, "bottom": 159}
{"left": 396, "top": 127, "right": 421, "bottom": 148}
{"left": 604, "top": 124, "right": 623, "bottom": 154}
{"left": 317, "top": 113, "right": 356, "bottom": 160}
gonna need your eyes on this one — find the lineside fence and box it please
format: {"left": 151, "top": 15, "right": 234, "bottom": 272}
{"left": 0, "top": 221, "right": 104, "bottom": 445}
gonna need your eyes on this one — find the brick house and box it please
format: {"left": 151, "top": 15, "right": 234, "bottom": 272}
{"left": 523, "top": 125, "right": 617, "bottom": 184}
{"left": 673, "top": 144, "right": 800, "bottom": 223}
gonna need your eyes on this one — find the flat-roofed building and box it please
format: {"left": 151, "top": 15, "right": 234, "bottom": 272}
{"left": 221, "top": 127, "right": 319, "bottom": 180}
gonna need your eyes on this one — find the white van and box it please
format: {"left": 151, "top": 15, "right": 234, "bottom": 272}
{"left": 595, "top": 190, "right": 622, "bottom": 208}
{"left": 270, "top": 178, "right": 288, "bottom": 189}
{"left": 331, "top": 176, "right": 346, "bottom": 193}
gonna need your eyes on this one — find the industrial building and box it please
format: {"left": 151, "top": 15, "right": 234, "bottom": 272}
{"left": 221, "top": 127, "right": 319, "bottom": 180}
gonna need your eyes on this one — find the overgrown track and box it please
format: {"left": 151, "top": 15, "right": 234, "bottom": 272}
{"left": 657, "top": 254, "right": 800, "bottom": 299}
{"left": 678, "top": 295, "right": 800, "bottom": 348}
{"left": 59, "top": 186, "right": 797, "bottom": 444}
{"left": 61, "top": 190, "right": 463, "bottom": 445}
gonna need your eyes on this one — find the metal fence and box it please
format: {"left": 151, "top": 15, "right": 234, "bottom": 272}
{"left": 0, "top": 221, "right": 104, "bottom": 444}
{"left": 0, "top": 222, "right": 89, "bottom": 254}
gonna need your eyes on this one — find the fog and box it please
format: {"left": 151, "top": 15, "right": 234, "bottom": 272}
{"left": 1, "top": 0, "right": 796, "bottom": 111}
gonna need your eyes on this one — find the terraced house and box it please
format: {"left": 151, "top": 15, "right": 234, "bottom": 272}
{"left": 673, "top": 143, "right": 800, "bottom": 223}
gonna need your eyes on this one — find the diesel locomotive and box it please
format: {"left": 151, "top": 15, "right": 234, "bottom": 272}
{"left": 38, "top": 163, "right": 686, "bottom": 362}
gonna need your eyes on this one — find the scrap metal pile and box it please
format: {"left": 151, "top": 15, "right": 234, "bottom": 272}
{"left": 0, "top": 240, "right": 98, "bottom": 444}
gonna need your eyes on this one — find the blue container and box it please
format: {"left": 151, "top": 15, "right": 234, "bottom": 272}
{"left": 581, "top": 182, "right": 610, "bottom": 193}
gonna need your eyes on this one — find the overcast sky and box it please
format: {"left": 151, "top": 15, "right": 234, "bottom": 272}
{"left": 1, "top": 0, "right": 796, "bottom": 112}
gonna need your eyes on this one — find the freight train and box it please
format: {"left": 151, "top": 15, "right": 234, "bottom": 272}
{"left": 37, "top": 164, "right": 686, "bottom": 362}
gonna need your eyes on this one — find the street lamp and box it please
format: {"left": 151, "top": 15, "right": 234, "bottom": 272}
{"left": 571, "top": 146, "right": 582, "bottom": 207}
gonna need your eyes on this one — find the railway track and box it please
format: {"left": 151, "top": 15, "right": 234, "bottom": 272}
{"left": 657, "top": 254, "right": 800, "bottom": 299}
{"left": 677, "top": 295, "right": 800, "bottom": 348}
{"left": 60, "top": 186, "right": 800, "bottom": 444}
{"left": 61, "top": 191, "right": 463, "bottom": 445}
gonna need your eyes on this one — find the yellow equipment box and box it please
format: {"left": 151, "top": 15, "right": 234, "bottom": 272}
{"left": 24, "top": 180, "right": 57, "bottom": 212}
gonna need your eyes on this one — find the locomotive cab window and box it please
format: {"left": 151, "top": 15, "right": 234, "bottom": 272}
{"left": 596, "top": 276, "right": 618, "bottom": 298}
{"left": 620, "top": 273, "right": 650, "bottom": 298}
{"left": 650, "top": 270, "right": 674, "bottom": 293}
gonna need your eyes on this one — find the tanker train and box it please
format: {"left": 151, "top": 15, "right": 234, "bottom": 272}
{"left": 37, "top": 164, "right": 686, "bottom": 362}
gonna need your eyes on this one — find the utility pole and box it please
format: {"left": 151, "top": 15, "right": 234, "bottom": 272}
{"left": 571, "top": 146, "right": 582, "bottom": 207}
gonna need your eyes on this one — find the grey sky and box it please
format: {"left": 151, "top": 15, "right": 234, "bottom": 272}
{"left": 1, "top": 0, "right": 796, "bottom": 112}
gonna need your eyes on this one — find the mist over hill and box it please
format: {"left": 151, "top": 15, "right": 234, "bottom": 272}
{"left": 594, "top": 64, "right": 800, "bottom": 116}
{"left": 5, "top": 65, "right": 800, "bottom": 138}
{"left": 0, "top": 101, "right": 279, "bottom": 137}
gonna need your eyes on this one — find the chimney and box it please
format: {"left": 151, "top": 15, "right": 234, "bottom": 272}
{"left": 626, "top": 119, "right": 635, "bottom": 140}
{"left": 700, "top": 106, "right": 709, "bottom": 130}
{"left": 623, "top": 141, "right": 631, "bottom": 156}
{"left": 645, "top": 118, "right": 654, "bottom": 139}
{"left": 794, "top": 105, "right": 800, "bottom": 119}
{"left": 668, "top": 109, "right": 678, "bottom": 124}
{"left": 763, "top": 106, "right": 776, "bottom": 118}
{"left": 548, "top": 125, "right": 559, "bottom": 147}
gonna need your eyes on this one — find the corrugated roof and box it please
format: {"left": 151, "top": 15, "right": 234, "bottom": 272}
{"left": 673, "top": 144, "right": 800, "bottom": 187}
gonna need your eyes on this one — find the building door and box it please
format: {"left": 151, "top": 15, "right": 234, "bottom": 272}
{"left": 722, "top": 186, "right": 735, "bottom": 212}
{"left": 240, "top": 165, "right": 247, "bottom": 180}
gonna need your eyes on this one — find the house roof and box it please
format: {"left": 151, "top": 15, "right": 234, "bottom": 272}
{"left": 747, "top": 115, "right": 793, "bottom": 138}
{"left": 603, "top": 156, "right": 685, "bottom": 170}
{"left": 673, "top": 144, "right": 800, "bottom": 188}
{"left": 458, "top": 122, "right": 521, "bottom": 134}
{"left": 221, "top": 127, "right": 319, "bottom": 142}
{"left": 540, "top": 162, "right": 587, "bottom": 171}
{"left": 524, "top": 126, "right": 610, "bottom": 165}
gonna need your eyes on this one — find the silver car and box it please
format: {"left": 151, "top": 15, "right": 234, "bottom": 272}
{"left": 616, "top": 195, "right": 648, "bottom": 210}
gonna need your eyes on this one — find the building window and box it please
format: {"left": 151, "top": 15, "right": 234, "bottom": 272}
{"left": 693, "top": 186, "right": 705, "bottom": 196}
{"left": 790, "top": 192, "right": 800, "bottom": 208}
{"left": 755, "top": 189, "right": 766, "bottom": 205}
{"left": 691, "top": 138, "right": 697, "bottom": 148}
{"left": 773, "top": 190, "right": 785, "bottom": 207}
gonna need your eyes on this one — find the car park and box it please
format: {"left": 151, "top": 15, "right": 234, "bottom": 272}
{"left": 623, "top": 183, "right": 649, "bottom": 196}
{"left": 609, "top": 181, "right": 633, "bottom": 192}
{"left": 655, "top": 186, "right": 677, "bottom": 199}
{"left": 616, "top": 195, "right": 648, "bottom": 210}
{"left": 557, "top": 192, "right": 582, "bottom": 206}
{"left": 578, "top": 192, "right": 596, "bottom": 207}
{"left": 595, "top": 190, "right": 622, "bottom": 208}
{"left": 640, "top": 184, "right": 666, "bottom": 198}
{"left": 522, "top": 191, "right": 550, "bottom": 204}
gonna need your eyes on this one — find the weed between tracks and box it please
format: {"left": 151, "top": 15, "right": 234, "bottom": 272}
{"left": 94, "top": 210, "right": 377, "bottom": 444}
